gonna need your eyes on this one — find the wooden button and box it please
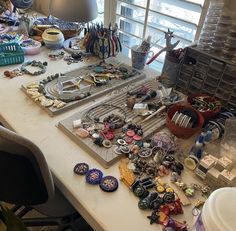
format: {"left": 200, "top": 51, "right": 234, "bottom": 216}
{"left": 76, "top": 128, "right": 89, "bottom": 138}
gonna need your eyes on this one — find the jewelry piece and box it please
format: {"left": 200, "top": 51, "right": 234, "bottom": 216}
{"left": 20, "top": 60, "right": 47, "bottom": 76}
{"left": 99, "top": 176, "right": 119, "bottom": 192}
{"left": 73, "top": 163, "right": 89, "bottom": 175}
{"left": 119, "top": 158, "right": 136, "bottom": 188}
{"left": 102, "top": 139, "right": 112, "bottom": 148}
{"left": 4, "top": 69, "right": 22, "bottom": 79}
{"left": 85, "top": 168, "right": 103, "bottom": 185}
{"left": 114, "top": 146, "right": 123, "bottom": 155}
{"left": 138, "top": 148, "right": 152, "bottom": 158}
{"left": 75, "top": 128, "right": 90, "bottom": 138}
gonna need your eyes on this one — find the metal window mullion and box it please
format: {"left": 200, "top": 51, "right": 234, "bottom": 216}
{"left": 116, "top": 13, "right": 145, "bottom": 26}
{"left": 149, "top": 8, "right": 198, "bottom": 27}
{"left": 119, "top": 29, "right": 143, "bottom": 40}
{"left": 146, "top": 24, "right": 193, "bottom": 43}
{"left": 142, "top": 0, "right": 151, "bottom": 39}
{"left": 117, "top": 0, "right": 146, "bottom": 10}
{"left": 180, "top": 0, "right": 203, "bottom": 8}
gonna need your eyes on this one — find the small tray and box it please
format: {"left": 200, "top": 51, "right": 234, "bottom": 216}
{"left": 21, "top": 57, "right": 146, "bottom": 116}
{"left": 58, "top": 79, "right": 183, "bottom": 168}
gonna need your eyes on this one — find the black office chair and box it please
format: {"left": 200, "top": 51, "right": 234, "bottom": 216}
{"left": 0, "top": 125, "right": 81, "bottom": 230}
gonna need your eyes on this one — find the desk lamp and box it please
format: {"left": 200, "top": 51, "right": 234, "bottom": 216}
{"left": 49, "top": 0, "right": 98, "bottom": 23}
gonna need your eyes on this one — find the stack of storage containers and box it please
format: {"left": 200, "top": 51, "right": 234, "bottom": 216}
{"left": 223, "top": 23, "right": 236, "bottom": 61}
{"left": 198, "top": 0, "right": 225, "bottom": 51}
{"left": 210, "top": 13, "right": 232, "bottom": 53}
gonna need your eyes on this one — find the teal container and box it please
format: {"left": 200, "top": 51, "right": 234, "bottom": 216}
{"left": 0, "top": 43, "right": 25, "bottom": 66}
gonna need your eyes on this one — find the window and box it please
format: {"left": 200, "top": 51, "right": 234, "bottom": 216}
{"left": 93, "top": 0, "right": 105, "bottom": 23}
{"left": 115, "top": 0, "right": 209, "bottom": 72}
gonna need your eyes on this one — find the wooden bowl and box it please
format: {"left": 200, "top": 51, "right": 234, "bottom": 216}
{"left": 166, "top": 104, "right": 205, "bottom": 139}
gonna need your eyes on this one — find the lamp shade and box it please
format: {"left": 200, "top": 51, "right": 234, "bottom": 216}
{"left": 50, "top": 0, "right": 98, "bottom": 23}
{"left": 11, "top": 0, "right": 33, "bottom": 9}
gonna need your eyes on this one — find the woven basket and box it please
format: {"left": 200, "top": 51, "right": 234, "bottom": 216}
{"left": 0, "top": 43, "right": 24, "bottom": 66}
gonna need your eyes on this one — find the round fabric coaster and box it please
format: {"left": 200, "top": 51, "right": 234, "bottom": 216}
{"left": 85, "top": 168, "right": 103, "bottom": 185}
{"left": 73, "top": 163, "right": 89, "bottom": 175}
{"left": 99, "top": 176, "right": 119, "bottom": 192}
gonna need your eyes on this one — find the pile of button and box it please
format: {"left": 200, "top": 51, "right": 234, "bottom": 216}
{"left": 73, "top": 163, "right": 118, "bottom": 192}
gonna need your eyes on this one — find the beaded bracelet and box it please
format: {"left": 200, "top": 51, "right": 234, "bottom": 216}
{"left": 20, "top": 60, "right": 48, "bottom": 76}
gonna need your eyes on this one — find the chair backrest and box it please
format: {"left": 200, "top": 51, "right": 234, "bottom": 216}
{"left": 0, "top": 126, "right": 54, "bottom": 206}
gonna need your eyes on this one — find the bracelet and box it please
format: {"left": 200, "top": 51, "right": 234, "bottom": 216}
{"left": 20, "top": 60, "right": 48, "bottom": 76}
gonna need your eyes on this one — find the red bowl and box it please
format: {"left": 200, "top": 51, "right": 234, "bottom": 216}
{"left": 166, "top": 104, "right": 205, "bottom": 139}
{"left": 187, "top": 93, "right": 221, "bottom": 120}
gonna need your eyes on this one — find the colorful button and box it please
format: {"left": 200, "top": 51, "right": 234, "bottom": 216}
{"left": 102, "top": 139, "right": 112, "bottom": 148}
{"left": 138, "top": 148, "right": 152, "bottom": 158}
{"left": 157, "top": 185, "right": 165, "bottom": 193}
{"left": 76, "top": 128, "right": 89, "bottom": 138}
{"left": 85, "top": 168, "right": 103, "bottom": 185}
{"left": 117, "top": 139, "right": 127, "bottom": 146}
{"left": 126, "top": 130, "right": 135, "bottom": 137}
{"left": 99, "top": 176, "right": 119, "bottom": 192}
{"left": 125, "top": 136, "right": 133, "bottom": 144}
{"left": 73, "top": 163, "right": 89, "bottom": 175}
{"left": 184, "top": 157, "right": 197, "bottom": 170}
{"left": 133, "top": 135, "right": 142, "bottom": 141}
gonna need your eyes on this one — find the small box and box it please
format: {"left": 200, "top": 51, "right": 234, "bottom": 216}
{"left": 207, "top": 167, "right": 221, "bottom": 180}
{"left": 215, "top": 156, "right": 233, "bottom": 171}
{"left": 133, "top": 103, "right": 148, "bottom": 115}
{"left": 219, "top": 169, "right": 236, "bottom": 184}
{"left": 195, "top": 164, "right": 208, "bottom": 179}
{"left": 199, "top": 155, "right": 218, "bottom": 169}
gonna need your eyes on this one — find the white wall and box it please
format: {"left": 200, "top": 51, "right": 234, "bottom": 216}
{"left": 33, "top": 0, "right": 49, "bottom": 15}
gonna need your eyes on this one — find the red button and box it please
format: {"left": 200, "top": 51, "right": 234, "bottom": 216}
{"left": 126, "top": 130, "right": 135, "bottom": 137}
{"left": 133, "top": 135, "right": 142, "bottom": 141}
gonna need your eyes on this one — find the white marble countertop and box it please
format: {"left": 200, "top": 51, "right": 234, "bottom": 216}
{"left": 0, "top": 47, "right": 198, "bottom": 231}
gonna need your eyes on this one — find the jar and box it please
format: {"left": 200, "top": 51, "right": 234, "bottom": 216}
{"left": 193, "top": 187, "right": 236, "bottom": 231}
{"left": 42, "top": 28, "right": 64, "bottom": 50}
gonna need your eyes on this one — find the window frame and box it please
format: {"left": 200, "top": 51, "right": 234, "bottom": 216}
{"left": 103, "top": 0, "right": 210, "bottom": 70}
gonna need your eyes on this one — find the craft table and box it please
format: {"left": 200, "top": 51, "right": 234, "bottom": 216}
{"left": 0, "top": 47, "right": 203, "bottom": 231}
